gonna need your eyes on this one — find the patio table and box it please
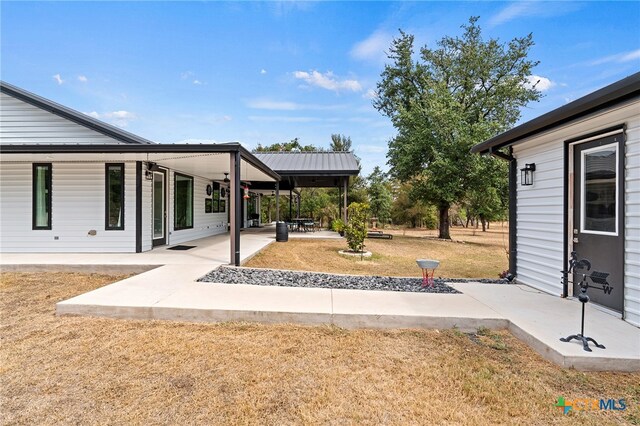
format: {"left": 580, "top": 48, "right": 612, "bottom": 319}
{"left": 291, "top": 218, "right": 314, "bottom": 232}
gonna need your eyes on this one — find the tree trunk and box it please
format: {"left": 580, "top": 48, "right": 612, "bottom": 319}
{"left": 438, "top": 205, "right": 451, "bottom": 239}
{"left": 465, "top": 216, "right": 470, "bottom": 228}
{"left": 480, "top": 215, "right": 487, "bottom": 232}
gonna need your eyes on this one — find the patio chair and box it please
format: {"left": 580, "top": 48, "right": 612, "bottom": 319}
{"left": 249, "top": 213, "right": 260, "bottom": 227}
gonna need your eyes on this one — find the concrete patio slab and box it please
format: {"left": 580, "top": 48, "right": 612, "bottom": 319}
{"left": 13, "top": 225, "right": 636, "bottom": 372}
{"left": 0, "top": 232, "right": 275, "bottom": 267}
{"left": 453, "top": 283, "right": 640, "bottom": 372}
{"left": 331, "top": 288, "right": 508, "bottom": 331}
{"left": 152, "top": 283, "right": 333, "bottom": 325}
{"left": 56, "top": 269, "right": 640, "bottom": 371}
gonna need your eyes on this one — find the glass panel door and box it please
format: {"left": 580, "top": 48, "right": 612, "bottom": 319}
{"left": 152, "top": 171, "right": 165, "bottom": 245}
{"left": 581, "top": 143, "right": 617, "bottom": 235}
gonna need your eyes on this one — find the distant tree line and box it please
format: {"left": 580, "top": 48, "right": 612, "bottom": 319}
{"left": 253, "top": 133, "right": 506, "bottom": 231}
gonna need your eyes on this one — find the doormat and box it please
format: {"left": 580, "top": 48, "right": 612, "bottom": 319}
{"left": 167, "top": 245, "right": 196, "bottom": 251}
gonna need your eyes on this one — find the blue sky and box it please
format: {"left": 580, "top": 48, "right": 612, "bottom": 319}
{"left": 2, "top": 1, "right": 639, "bottom": 176}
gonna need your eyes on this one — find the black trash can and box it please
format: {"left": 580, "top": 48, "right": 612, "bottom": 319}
{"left": 276, "top": 221, "right": 288, "bottom": 242}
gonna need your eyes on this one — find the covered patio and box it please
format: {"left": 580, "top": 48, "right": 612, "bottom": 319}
{"left": 1, "top": 143, "right": 280, "bottom": 266}
{"left": 251, "top": 151, "right": 360, "bottom": 225}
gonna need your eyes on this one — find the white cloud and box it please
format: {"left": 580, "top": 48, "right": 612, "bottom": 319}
{"left": 363, "top": 88, "right": 378, "bottom": 100}
{"left": 260, "top": 69, "right": 267, "bottom": 75}
{"left": 193, "top": 79, "right": 203, "bottom": 85}
{"left": 52, "top": 74, "right": 64, "bottom": 85}
{"left": 77, "top": 75, "right": 88, "bottom": 83}
{"left": 181, "top": 71, "right": 194, "bottom": 80}
{"left": 524, "top": 75, "right": 555, "bottom": 92}
{"left": 246, "top": 98, "right": 346, "bottom": 111}
{"left": 106, "top": 111, "right": 135, "bottom": 119}
{"left": 82, "top": 110, "right": 137, "bottom": 127}
{"left": 489, "top": 2, "right": 536, "bottom": 26}
{"left": 350, "top": 30, "right": 393, "bottom": 62}
{"left": 293, "top": 70, "right": 362, "bottom": 92}
{"left": 590, "top": 48, "right": 640, "bottom": 66}
{"left": 203, "top": 114, "right": 232, "bottom": 124}
{"left": 248, "top": 115, "right": 320, "bottom": 123}
{"left": 105, "top": 111, "right": 136, "bottom": 127}
{"left": 489, "top": 1, "right": 580, "bottom": 27}
{"left": 620, "top": 49, "right": 640, "bottom": 62}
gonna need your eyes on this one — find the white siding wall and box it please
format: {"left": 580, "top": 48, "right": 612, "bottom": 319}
{"left": 0, "top": 162, "right": 137, "bottom": 252}
{"left": 0, "top": 93, "right": 122, "bottom": 145}
{"left": 513, "top": 99, "right": 640, "bottom": 326}
{"left": 625, "top": 111, "right": 640, "bottom": 327}
{"left": 166, "top": 170, "right": 227, "bottom": 246}
{"left": 514, "top": 140, "right": 565, "bottom": 296}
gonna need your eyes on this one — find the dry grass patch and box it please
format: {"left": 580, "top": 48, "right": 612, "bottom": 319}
{"left": 247, "top": 225, "right": 510, "bottom": 278}
{"left": 1, "top": 272, "right": 638, "bottom": 424}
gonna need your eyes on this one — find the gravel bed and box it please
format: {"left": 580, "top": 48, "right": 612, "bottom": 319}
{"left": 198, "top": 266, "right": 471, "bottom": 294}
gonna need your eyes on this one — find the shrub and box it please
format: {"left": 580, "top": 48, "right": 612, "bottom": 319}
{"left": 344, "top": 202, "right": 369, "bottom": 253}
{"left": 331, "top": 218, "right": 345, "bottom": 233}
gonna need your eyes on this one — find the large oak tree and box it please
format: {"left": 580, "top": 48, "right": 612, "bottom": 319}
{"left": 374, "top": 17, "right": 542, "bottom": 239}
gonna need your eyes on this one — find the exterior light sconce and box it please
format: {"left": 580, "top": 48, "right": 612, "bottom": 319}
{"left": 243, "top": 185, "right": 250, "bottom": 199}
{"left": 223, "top": 173, "right": 230, "bottom": 184}
{"left": 521, "top": 163, "right": 536, "bottom": 186}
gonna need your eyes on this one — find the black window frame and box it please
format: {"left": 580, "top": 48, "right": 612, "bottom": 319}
{"left": 105, "top": 163, "right": 125, "bottom": 231}
{"left": 32, "top": 163, "right": 52, "bottom": 230}
{"left": 174, "top": 172, "right": 194, "bottom": 230}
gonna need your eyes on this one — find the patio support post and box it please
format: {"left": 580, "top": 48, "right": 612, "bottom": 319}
{"left": 338, "top": 184, "right": 342, "bottom": 222}
{"left": 343, "top": 176, "right": 348, "bottom": 223}
{"left": 508, "top": 148, "right": 517, "bottom": 278}
{"left": 297, "top": 194, "right": 301, "bottom": 218}
{"left": 229, "top": 151, "right": 241, "bottom": 266}
{"left": 257, "top": 193, "right": 261, "bottom": 226}
{"left": 275, "top": 182, "right": 280, "bottom": 221}
{"left": 289, "top": 188, "right": 293, "bottom": 220}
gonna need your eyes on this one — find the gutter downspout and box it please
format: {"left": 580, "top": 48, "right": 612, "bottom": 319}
{"left": 489, "top": 146, "right": 517, "bottom": 278}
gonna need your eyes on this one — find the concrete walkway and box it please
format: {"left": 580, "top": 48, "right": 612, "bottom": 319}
{"left": 4, "top": 229, "right": 637, "bottom": 372}
{"left": 0, "top": 232, "right": 275, "bottom": 272}
{"left": 56, "top": 273, "right": 639, "bottom": 372}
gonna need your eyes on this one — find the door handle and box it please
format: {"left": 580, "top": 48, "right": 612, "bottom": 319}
{"left": 573, "top": 237, "right": 579, "bottom": 244}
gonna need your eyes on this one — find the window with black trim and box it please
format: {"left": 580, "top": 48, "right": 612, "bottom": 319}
{"left": 105, "top": 163, "right": 125, "bottom": 230}
{"left": 33, "top": 163, "right": 52, "bottom": 230}
{"left": 174, "top": 173, "right": 193, "bottom": 230}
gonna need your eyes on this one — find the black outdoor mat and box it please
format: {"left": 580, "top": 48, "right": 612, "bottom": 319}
{"left": 167, "top": 245, "right": 196, "bottom": 251}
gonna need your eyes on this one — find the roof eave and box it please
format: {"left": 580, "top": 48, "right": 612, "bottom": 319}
{"left": 0, "top": 142, "right": 281, "bottom": 181}
{"left": 273, "top": 170, "right": 360, "bottom": 176}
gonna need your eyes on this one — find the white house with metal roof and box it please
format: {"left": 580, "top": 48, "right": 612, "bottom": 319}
{"left": 0, "top": 81, "right": 360, "bottom": 264}
{"left": 0, "top": 81, "right": 281, "bottom": 265}
{"left": 472, "top": 72, "right": 640, "bottom": 327}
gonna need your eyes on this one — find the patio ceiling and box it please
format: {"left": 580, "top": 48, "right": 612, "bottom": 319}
{"left": 0, "top": 144, "right": 279, "bottom": 183}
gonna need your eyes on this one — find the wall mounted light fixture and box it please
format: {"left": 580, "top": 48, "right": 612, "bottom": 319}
{"left": 521, "top": 163, "right": 536, "bottom": 186}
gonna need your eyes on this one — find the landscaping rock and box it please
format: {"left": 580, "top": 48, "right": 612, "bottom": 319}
{"left": 198, "top": 266, "right": 466, "bottom": 294}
